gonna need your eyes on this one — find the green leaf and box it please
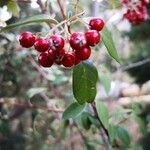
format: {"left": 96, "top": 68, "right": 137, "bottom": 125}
{"left": 117, "top": 126, "right": 131, "bottom": 146}
{"left": 81, "top": 112, "right": 92, "bottom": 130}
{"left": 0, "top": 14, "right": 58, "bottom": 32}
{"left": 110, "top": 106, "right": 132, "bottom": 125}
{"left": 63, "top": 102, "right": 86, "bottom": 120}
{"left": 95, "top": 100, "right": 109, "bottom": 129}
{"left": 108, "top": 124, "right": 118, "bottom": 144}
{"left": 100, "top": 73, "right": 111, "bottom": 94}
{"left": 101, "top": 26, "right": 120, "bottom": 63}
{"left": 7, "top": 0, "right": 20, "bottom": 17}
{"left": 73, "top": 61, "right": 98, "bottom": 104}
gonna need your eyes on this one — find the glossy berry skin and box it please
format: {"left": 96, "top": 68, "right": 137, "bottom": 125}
{"left": 75, "top": 47, "right": 91, "bottom": 60}
{"left": 89, "top": 18, "right": 104, "bottom": 31}
{"left": 69, "top": 32, "right": 87, "bottom": 50}
{"left": 38, "top": 52, "right": 55, "bottom": 67}
{"left": 48, "top": 35, "right": 65, "bottom": 51}
{"left": 48, "top": 49, "right": 57, "bottom": 60}
{"left": 19, "top": 32, "right": 35, "bottom": 48}
{"left": 34, "top": 38, "right": 49, "bottom": 52}
{"left": 85, "top": 30, "right": 101, "bottom": 46}
{"left": 62, "top": 52, "right": 75, "bottom": 67}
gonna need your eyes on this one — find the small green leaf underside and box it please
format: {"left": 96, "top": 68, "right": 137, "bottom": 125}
{"left": 101, "top": 26, "right": 120, "bottom": 63}
{"left": 100, "top": 73, "right": 111, "bottom": 94}
{"left": 95, "top": 100, "right": 109, "bottom": 129}
{"left": 62, "top": 102, "right": 86, "bottom": 120}
{"left": 0, "top": 14, "right": 58, "bottom": 32}
{"left": 73, "top": 61, "right": 98, "bottom": 104}
{"left": 117, "top": 126, "right": 131, "bottom": 146}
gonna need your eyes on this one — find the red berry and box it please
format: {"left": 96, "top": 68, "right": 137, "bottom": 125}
{"left": 89, "top": 18, "right": 104, "bottom": 31}
{"left": 34, "top": 38, "right": 49, "bottom": 52}
{"left": 38, "top": 52, "right": 55, "bottom": 67}
{"left": 48, "top": 35, "right": 65, "bottom": 51}
{"left": 69, "top": 32, "right": 87, "bottom": 50}
{"left": 54, "top": 49, "right": 65, "bottom": 65}
{"left": 19, "top": 32, "right": 35, "bottom": 48}
{"left": 48, "top": 49, "right": 57, "bottom": 59}
{"left": 85, "top": 30, "right": 101, "bottom": 46}
{"left": 62, "top": 52, "right": 75, "bottom": 67}
{"left": 75, "top": 54, "right": 81, "bottom": 65}
{"left": 75, "top": 47, "right": 91, "bottom": 60}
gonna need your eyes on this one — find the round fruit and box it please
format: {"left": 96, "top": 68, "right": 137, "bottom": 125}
{"left": 62, "top": 52, "right": 75, "bottom": 67}
{"left": 85, "top": 30, "right": 101, "bottom": 46}
{"left": 69, "top": 32, "right": 87, "bottom": 50}
{"left": 75, "top": 47, "right": 91, "bottom": 60}
{"left": 89, "top": 18, "right": 104, "bottom": 31}
{"left": 48, "top": 35, "right": 65, "bottom": 51}
{"left": 38, "top": 52, "right": 55, "bottom": 67}
{"left": 74, "top": 54, "right": 81, "bottom": 65}
{"left": 48, "top": 49, "right": 57, "bottom": 59}
{"left": 54, "top": 48, "right": 65, "bottom": 65}
{"left": 19, "top": 31, "right": 35, "bottom": 48}
{"left": 34, "top": 38, "right": 49, "bottom": 52}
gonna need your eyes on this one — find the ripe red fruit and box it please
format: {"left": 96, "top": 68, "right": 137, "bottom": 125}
{"left": 48, "top": 49, "right": 57, "bottom": 59}
{"left": 38, "top": 52, "right": 55, "bottom": 67}
{"left": 48, "top": 35, "right": 65, "bottom": 51}
{"left": 74, "top": 55, "right": 81, "bottom": 65}
{"left": 85, "top": 30, "right": 101, "bottom": 46}
{"left": 54, "top": 48, "right": 65, "bottom": 65}
{"left": 19, "top": 32, "right": 35, "bottom": 48}
{"left": 34, "top": 38, "right": 49, "bottom": 52}
{"left": 89, "top": 18, "right": 104, "bottom": 31}
{"left": 62, "top": 52, "right": 75, "bottom": 67}
{"left": 75, "top": 47, "right": 91, "bottom": 60}
{"left": 69, "top": 32, "right": 87, "bottom": 50}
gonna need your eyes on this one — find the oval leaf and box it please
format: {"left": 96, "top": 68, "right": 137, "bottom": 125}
{"left": 63, "top": 102, "right": 85, "bottom": 120}
{"left": 101, "top": 26, "right": 120, "bottom": 63}
{"left": 95, "top": 100, "right": 109, "bottom": 129}
{"left": 100, "top": 73, "right": 111, "bottom": 94}
{"left": 108, "top": 124, "right": 118, "bottom": 144}
{"left": 73, "top": 61, "right": 98, "bottom": 104}
{"left": 117, "top": 126, "right": 131, "bottom": 147}
{"left": 0, "top": 14, "right": 58, "bottom": 32}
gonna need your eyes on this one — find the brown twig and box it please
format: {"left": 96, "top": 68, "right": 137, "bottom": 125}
{"left": 73, "top": 121, "right": 87, "bottom": 142}
{"left": 16, "top": 0, "right": 32, "bottom": 3}
{"left": 91, "top": 103, "right": 111, "bottom": 150}
{"left": 37, "top": 0, "right": 48, "bottom": 14}
{"left": 0, "top": 98, "right": 63, "bottom": 113}
{"left": 57, "top": 0, "right": 72, "bottom": 34}
{"left": 57, "top": 0, "right": 67, "bottom": 20}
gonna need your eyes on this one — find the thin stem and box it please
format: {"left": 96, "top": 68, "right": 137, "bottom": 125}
{"left": 73, "top": 121, "right": 87, "bottom": 142}
{"left": 46, "top": 11, "right": 85, "bottom": 35}
{"left": 74, "top": 0, "right": 80, "bottom": 15}
{"left": 91, "top": 103, "right": 111, "bottom": 150}
{"left": 57, "top": 0, "right": 67, "bottom": 20}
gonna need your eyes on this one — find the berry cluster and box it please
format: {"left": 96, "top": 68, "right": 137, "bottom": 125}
{"left": 122, "top": 0, "right": 149, "bottom": 24}
{"left": 19, "top": 18, "right": 104, "bottom": 68}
